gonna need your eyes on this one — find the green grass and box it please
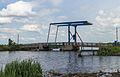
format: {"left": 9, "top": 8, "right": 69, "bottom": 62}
{"left": 97, "top": 46, "right": 120, "bottom": 56}
{"left": 0, "top": 60, "right": 43, "bottom": 77}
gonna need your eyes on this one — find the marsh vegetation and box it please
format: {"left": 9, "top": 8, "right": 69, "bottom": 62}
{"left": 0, "top": 60, "right": 43, "bottom": 77}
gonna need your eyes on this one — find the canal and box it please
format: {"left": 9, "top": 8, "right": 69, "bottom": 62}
{"left": 0, "top": 51, "right": 120, "bottom": 73}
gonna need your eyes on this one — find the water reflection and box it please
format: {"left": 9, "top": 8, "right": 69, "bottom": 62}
{"left": 0, "top": 51, "right": 120, "bottom": 73}
{"left": 67, "top": 52, "right": 78, "bottom": 73}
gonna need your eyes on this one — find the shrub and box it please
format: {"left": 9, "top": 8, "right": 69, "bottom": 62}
{"left": 97, "top": 46, "right": 120, "bottom": 56}
{"left": 0, "top": 60, "right": 43, "bottom": 77}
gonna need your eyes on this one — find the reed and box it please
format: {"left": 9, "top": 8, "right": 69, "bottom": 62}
{"left": 97, "top": 46, "right": 120, "bottom": 56}
{"left": 0, "top": 60, "right": 43, "bottom": 77}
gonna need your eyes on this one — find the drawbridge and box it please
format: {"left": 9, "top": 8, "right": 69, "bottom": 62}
{"left": 47, "top": 21, "right": 92, "bottom": 51}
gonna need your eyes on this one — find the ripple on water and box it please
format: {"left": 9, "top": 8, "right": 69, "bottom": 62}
{"left": 0, "top": 51, "right": 120, "bottom": 73}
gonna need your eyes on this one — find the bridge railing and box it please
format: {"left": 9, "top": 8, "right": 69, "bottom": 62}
{"left": 20, "top": 42, "right": 113, "bottom": 49}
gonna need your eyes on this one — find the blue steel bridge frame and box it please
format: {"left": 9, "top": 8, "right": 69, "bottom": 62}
{"left": 47, "top": 21, "right": 92, "bottom": 46}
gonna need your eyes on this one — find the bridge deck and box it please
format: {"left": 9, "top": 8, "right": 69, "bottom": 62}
{"left": 20, "top": 42, "right": 112, "bottom": 51}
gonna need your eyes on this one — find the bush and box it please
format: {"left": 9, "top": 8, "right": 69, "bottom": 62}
{"left": 0, "top": 60, "right": 43, "bottom": 77}
{"left": 97, "top": 46, "right": 120, "bottom": 56}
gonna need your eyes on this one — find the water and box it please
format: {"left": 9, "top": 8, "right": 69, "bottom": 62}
{"left": 0, "top": 51, "right": 120, "bottom": 73}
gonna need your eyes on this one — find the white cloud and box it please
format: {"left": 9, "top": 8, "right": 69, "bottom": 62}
{"left": 14, "top": 36, "right": 38, "bottom": 43}
{"left": 27, "top": 0, "right": 63, "bottom": 6}
{"left": 96, "top": 16, "right": 112, "bottom": 26}
{"left": 0, "top": 34, "right": 8, "bottom": 39}
{"left": 92, "top": 9, "right": 120, "bottom": 40}
{"left": 49, "top": 0, "right": 63, "bottom": 6}
{"left": 113, "top": 18, "right": 120, "bottom": 24}
{"left": 0, "top": 17, "right": 13, "bottom": 24}
{"left": 13, "top": 18, "right": 31, "bottom": 23}
{"left": 57, "top": 16, "right": 67, "bottom": 20}
{"left": 38, "top": 8, "right": 60, "bottom": 17}
{"left": 21, "top": 24, "right": 48, "bottom": 32}
{"left": 21, "top": 37, "right": 36, "bottom": 41}
{"left": 95, "top": 10, "right": 120, "bottom": 28}
{"left": 0, "top": 1, "right": 36, "bottom": 17}
{"left": 98, "top": 10, "right": 105, "bottom": 16}
{"left": 0, "top": 28, "right": 21, "bottom": 33}
{"left": 21, "top": 24, "right": 39, "bottom": 31}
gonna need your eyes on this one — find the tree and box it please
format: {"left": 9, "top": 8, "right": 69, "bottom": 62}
{"left": 8, "top": 38, "right": 16, "bottom": 46}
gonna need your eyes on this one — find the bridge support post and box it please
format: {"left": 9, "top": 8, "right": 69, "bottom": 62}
{"left": 68, "top": 25, "right": 71, "bottom": 45}
{"left": 47, "top": 25, "right": 51, "bottom": 44}
{"left": 55, "top": 26, "right": 59, "bottom": 43}
{"left": 74, "top": 26, "right": 77, "bottom": 46}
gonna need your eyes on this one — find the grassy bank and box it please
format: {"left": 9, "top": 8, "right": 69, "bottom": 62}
{"left": 0, "top": 60, "right": 43, "bottom": 77}
{"left": 0, "top": 45, "right": 29, "bottom": 51}
{"left": 97, "top": 46, "right": 120, "bottom": 56}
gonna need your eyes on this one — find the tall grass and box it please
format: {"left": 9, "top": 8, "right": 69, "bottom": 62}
{"left": 0, "top": 60, "right": 43, "bottom": 77}
{"left": 97, "top": 46, "right": 120, "bottom": 56}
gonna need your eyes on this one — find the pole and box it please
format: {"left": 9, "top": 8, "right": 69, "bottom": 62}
{"left": 68, "top": 25, "right": 70, "bottom": 45}
{"left": 17, "top": 34, "right": 19, "bottom": 44}
{"left": 47, "top": 25, "right": 51, "bottom": 44}
{"left": 116, "top": 27, "right": 118, "bottom": 42}
{"left": 74, "top": 26, "right": 77, "bottom": 46}
{"left": 55, "top": 26, "right": 59, "bottom": 43}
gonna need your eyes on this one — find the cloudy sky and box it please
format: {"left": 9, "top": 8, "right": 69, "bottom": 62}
{"left": 0, "top": 0, "right": 120, "bottom": 44}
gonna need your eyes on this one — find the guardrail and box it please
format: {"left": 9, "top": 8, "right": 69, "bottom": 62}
{"left": 20, "top": 42, "right": 112, "bottom": 48}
